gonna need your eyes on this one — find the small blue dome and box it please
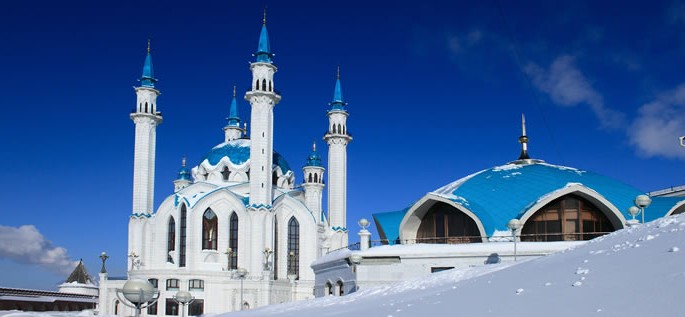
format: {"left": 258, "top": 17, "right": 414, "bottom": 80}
{"left": 305, "top": 143, "right": 322, "bottom": 167}
{"left": 200, "top": 139, "right": 292, "bottom": 173}
{"left": 176, "top": 166, "right": 191, "bottom": 181}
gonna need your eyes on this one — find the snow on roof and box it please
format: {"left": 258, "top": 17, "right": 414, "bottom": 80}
{"left": 198, "top": 138, "right": 292, "bottom": 173}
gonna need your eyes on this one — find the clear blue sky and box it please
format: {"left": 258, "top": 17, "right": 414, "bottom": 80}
{"left": 1, "top": 0, "right": 685, "bottom": 290}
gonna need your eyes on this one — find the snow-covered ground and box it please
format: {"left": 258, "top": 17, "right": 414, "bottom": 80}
{"left": 3, "top": 214, "right": 683, "bottom": 317}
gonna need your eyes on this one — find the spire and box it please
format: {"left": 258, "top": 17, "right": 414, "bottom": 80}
{"left": 255, "top": 9, "right": 273, "bottom": 63}
{"left": 330, "top": 66, "right": 347, "bottom": 110}
{"left": 227, "top": 84, "right": 241, "bottom": 127}
{"left": 176, "top": 157, "right": 191, "bottom": 181}
{"left": 65, "top": 259, "right": 92, "bottom": 284}
{"left": 306, "top": 141, "right": 322, "bottom": 167}
{"left": 140, "top": 39, "right": 157, "bottom": 88}
{"left": 518, "top": 113, "right": 530, "bottom": 160}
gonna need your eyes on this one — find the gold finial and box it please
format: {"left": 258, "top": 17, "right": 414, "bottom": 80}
{"left": 182, "top": 156, "right": 186, "bottom": 167}
{"left": 336, "top": 65, "right": 340, "bottom": 79}
{"left": 147, "top": 39, "right": 151, "bottom": 54}
{"left": 233, "top": 83, "right": 236, "bottom": 97}
{"left": 263, "top": 6, "right": 267, "bottom": 24}
{"left": 312, "top": 141, "right": 317, "bottom": 152}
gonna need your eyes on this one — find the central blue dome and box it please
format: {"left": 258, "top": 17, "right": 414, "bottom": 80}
{"left": 200, "top": 139, "right": 292, "bottom": 173}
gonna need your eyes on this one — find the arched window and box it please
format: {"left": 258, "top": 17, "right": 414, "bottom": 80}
{"left": 229, "top": 213, "right": 238, "bottom": 269}
{"left": 255, "top": 79, "right": 260, "bottom": 90}
{"left": 332, "top": 124, "right": 337, "bottom": 134}
{"left": 180, "top": 205, "right": 187, "bottom": 267}
{"left": 273, "top": 218, "right": 279, "bottom": 280}
{"left": 314, "top": 173, "right": 318, "bottom": 183}
{"left": 151, "top": 103, "right": 154, "bottom": 114}
{"left": 336, "top": 280, "right": 344, "bottom": 296}
{"left": 342, "top": 125, "right": 345, "bottom": 135}
{"left": 202, "top": 209, "right": 218, "bottom": 250}
{"left": 417, "top": 201, "right": 482, "bottom": 244}
{"left": 287, "top": 217, "right": 300, "bottom": 279}
{"left": 521, "top": 194, "right": 614, "bottom": 242}
{"left": 262, "top": 79, "right": 267, "bottom": 91}
{"left": 221, "top": 166, "right": 230, "bottom": 181}
{"left": 325, "top": 282, "right": 332, "bottom": 296}
{"left": 269, "top": 80, "right": 272, "bottom": 92}
{"left": 167, "top": 217, "right": 175, "bottom": 263}
{"left": 308, "top": 173, "right": 312, "bottom": 183}
{"left": 337, "top": 124, "right": 342, "bottom": 134}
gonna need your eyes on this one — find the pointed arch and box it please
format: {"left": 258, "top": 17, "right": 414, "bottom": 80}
{"left": 255, "top": 79, "right": 260, "bottom": 90}
{"left": 287, "top": 217, "right": 300, "bottom": 279}
{"left": 342, "top": 125, "right": 345, "bottom": 135}
{"left": 337, "top": 124, "right": 342, "bottom": 134}
{"left": 325, "top": 281, "right": 333, "bottom": 296}
{"left": 180, "top": 204, "right": 187, "bottom": 267}
{"left": 202, "top": 209, "right": 218, "bottom": 250}
{"left": 308, "top": 173, "right": 313, "bottom": 183}
{"left": 332, "top": 124, "right": 337, "bottom": 134}
{"left": 221, "top": 166, "right": 230, "bottom": 181}
{"left": 314, "top": 173, "right": 318, "bottom": 183}
{"left": 269, "top": 80, "right": 272, "bottom": 92}
{"left": 167, "top": 216, "right": 176, "bottom": 263}
{"left": 229, "top": 212, "right": 238, "bottom": 269}
{"left": 336, "top": 280, "right": 344, "bottom": 296}
{"left": 145, "top": 102, "right": 149, "bottom": 113}
{"left": 262, "top": 79, "right": 267, "bottom": 91}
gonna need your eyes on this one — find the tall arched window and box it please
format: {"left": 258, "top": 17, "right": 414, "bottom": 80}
{"left": 273, "top": 218, "right": 279, "bottom": 280}
{"left": 332, "top": 125, "right": 337, "bottom": 134}
{"left": 325, "top": 282, "right": 332, "bottom": 296}
{"left": 417, "top": 202, "right": 482, "bottom": 244}
{"left": 262, "top": 79, "right": 267, "bottom": 91}
{"left": 336, "top": 280, "right": 344, "bottom": 296}
{"left": 145, "top": 102, "right": 148, "bottom": 113}
{"left": 269, "top": 80, "right": 272, "bottom": 92}
{"left": 342, "top": 125, "right": 346, "bottom": 135}
{"left": 255, "top": 79, "right": 260, "bottom": 90}
{"left": 287, "top": 217, "right": 300, "bottom": 279}
{"left": 314, "top": 173, "right": 318, "bottom": 183}
{"left": 221, "top": 167, "right": 230, "bottom": 181}
{"left": 521, "top": 194, "right": 614, "bottom": 242}
{"left": 202, "top": 209, "right": 218, "bottom": 250}
{"left": 180, "top": 205, "right": 187, "bottom": 267}
{"left": 337, "top": 124, "right": 342, "bottom": 134}
{"left": 229, "top": 213, "right": 238, "bottom": 269}
{"left": 167, "top": 217, "right": 176, "bottom": 263}
{"left": 308, "top": 173, "right": 312, "bottom": 183}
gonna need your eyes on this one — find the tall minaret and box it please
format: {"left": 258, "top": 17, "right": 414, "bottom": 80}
{"left": 303, "top": 142, "right": 325, "bottom": 222}
{"left": 130, "top": 40, "right": 162, "bottom": 215}
{"left": 323, "top": 67, "right": 352, "bottom": 250}
{"left": 224, "top": 85, "right": 245, "bottom": 142}
{"left": 245, "top": 12, "right": 281, "bottom": 208}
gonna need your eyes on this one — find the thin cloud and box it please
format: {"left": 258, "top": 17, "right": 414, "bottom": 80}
{"left": 0, "top": 225, "right": 77, "bottom": 275}
{"left": 525, "top": 55, "right": 626, "bottom": 129}
{"left": 628, "top": 84, "right": 685, "bottom": 160}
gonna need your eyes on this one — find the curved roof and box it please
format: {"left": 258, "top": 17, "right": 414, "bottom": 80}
{"left": 374, "top": 161, "right": 685, "bottom": 238}
{"left": 200, "top": 138, "right": 292, "bottom": 173}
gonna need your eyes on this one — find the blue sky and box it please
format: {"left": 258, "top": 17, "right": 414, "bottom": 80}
{"left": 2, "top": 0, "right": 685, "bottom": 290}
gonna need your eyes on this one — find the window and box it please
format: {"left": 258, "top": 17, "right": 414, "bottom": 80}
{"left": 314, "top": 174, "right": 318, "bottom": 183}
{"left": 189, "top": 299, "right": 204, "bottom": 316}
{"left": 273, "top": 218, "right": 279, "bottom": 280}
{"left": 262, "top": 79, "right": 267, "bottom": 91}
{"left": 287, "top": 217, "right": 300, "bottom": 279}
{"left": 147, "top": 302, "right": 158, "bottom": 315}
{"left": 256, "top": 79, "right": 260, "bottom": 90}
{"left": 417, "top": 202, "right": 482, "bottom": 244}
{"left": 166, "top": 279, "right": 180, "bottom": 290}
{"left": 189, "top": 279, "right": 204, "bottom": 291}
{"left": 325, "top": 282, "right": 332, "bottom": 296}
{"left": 229, "top": 213, "right": 238, "bottom": 270}
{"left": 431, "top": 267, "right": 454, "bottom": 273}
{"left": 148, "top": 278, "right": 159, "bottom": 289}
{"left": 336, "top": 281, "right": 344, "bottom": 296}
{"left": 180, "top": 205, "right": 187, "bottom": 267}
{"left": 165, "top": 299, "right": 179, "bottom": 316}
{"left": 521, "top": 195, "right": 614, "bottom": 242}
{"left": 167, "top": 217, "right": 175, "bottom": 263}
{"left": 202, "top": 209, "right": 218, "bottom": 250}
{"left": 221, "top": 166, "right": 230, "bottom": 181}
{"left": 268, "top": 81, "right": 272, "bottom": 92}
{"left": 308, "top": 173, "right": 312, "bottom": 183}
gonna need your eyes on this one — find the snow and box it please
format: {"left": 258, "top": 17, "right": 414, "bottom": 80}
{"left": 432, "top": 170, "right": 484, "bottom": 198}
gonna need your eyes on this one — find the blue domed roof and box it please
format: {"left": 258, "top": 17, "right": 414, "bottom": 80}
{"left": 374, "top": 161, "right": 685, "bottom": 238}
{"left": 200, "top": 139, "right": 291, "bottom": 173}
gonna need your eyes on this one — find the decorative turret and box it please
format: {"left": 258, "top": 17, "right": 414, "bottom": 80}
{"left": 323, "top": 66, "right": 352, "bottom": 250}
{"left": 303, "top": 142, "right": 325, "bottom": 224}
{"left": 224, "top": 84, "right": 245, "bottom": 141}
{"left": 58, "top": 260, "right": 98, "bottom": 296}
{"left": 174, "top": 157, "right": 192, "bottom": 192}
{"left": 245, "top": 13, "right": 281, "bottom": 208}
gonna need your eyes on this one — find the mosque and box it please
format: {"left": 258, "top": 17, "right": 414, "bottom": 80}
{"left": 98, "top": 15, "right": 352, "bottom": 315}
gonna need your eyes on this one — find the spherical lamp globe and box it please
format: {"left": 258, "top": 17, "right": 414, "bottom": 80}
{"left": 635, "top": 195, "right": 652, "bottom": 208}
{"left": 174, "top": 290, "right": 193, "bottom": 304}
{"left": 121, "top": 279, "right": 155, "bottom": 305}
{"left": 358, "top": 218, "right": 370, "bottom": 230}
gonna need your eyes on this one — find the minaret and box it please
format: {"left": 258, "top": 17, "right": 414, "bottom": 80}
{"left": 518, "top": 113, "right": 530, "bottom": 160}
{"left": 323, "top": 66, "right": 352, "bottom": 250}
{"left": 303, "top": 142, "right": 325, "bottom": 222}
{"left": 130, "top": 40, "right": 162, "bottom": 216}
{"left": 174, "top": 157, "right": 192, "bottom": 192}
{"left": 245, "top": 12, "right": 281, "bottom": 208}
{"left": 224, "top": 84, "right": 245, "bottom": 142}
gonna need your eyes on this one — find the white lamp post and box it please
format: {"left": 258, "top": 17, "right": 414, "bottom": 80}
{"left": 173, "top": 290, "right": 194, "bottom": 317}
{"left": 507, "top": 219, "right": 522, "bottom": 261}
{"left": 627, "top": 206, "right": 640, "bottom": 226}
{"left": 634, "top": 194, "right": 652, "bottom": 224}
{"left": 115, "top": 279, "right": 159, "bottom": 317}
{"left": 236, "top": 268, "right": 248, "bottom": 310}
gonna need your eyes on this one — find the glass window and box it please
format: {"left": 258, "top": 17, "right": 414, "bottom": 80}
{"left": 167, "top": 217, "right": 175, "bottom": 263}
{"left": 416, "top": 202, "right": 482, "bottom": 243}
{"left": 147, "top": 302, "right": 158, "bottom": 315}
{"left": 165, "top": 299, "right": 178, "bottom": 316}
{"left": 287, "top": 217, "right": 300, "bottom": 279}
{"left": 148, "top": 278, "right": 158, "bottom": 289}
{"left": 166, "top": 279, "right": 179, "bottom": 290}
{"left": 202, "top": 209, "right": 218, "bottom": 250}
{"left": 188, "top": 299, "right": 204, "bottom": 316}
{"left": 229, "top": 213, "right": 239, "bottom": 270}
{"left": 180, "top": 205, "right": 187, "bottom": 267}
{"left": 189, "top": 279, "right": 204, "bottom": 291}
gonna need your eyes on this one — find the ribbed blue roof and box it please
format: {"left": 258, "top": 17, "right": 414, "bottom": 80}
{"left": 227, "top": 92, "right": 240, "bottom": 127}
{"left": 140, "top": 51, "right": 156, "bottom": 88}
{"left": 373, "top": 161, "right": 685, "bottom": 238}
{"left": 330, "top": 70, "right": 347, "bottom": 111}
{"left": 255, "top": 23, "right": 273, "bottom": 63}
{"left": 201, "top": 139, "right": 291, "bottom": 173}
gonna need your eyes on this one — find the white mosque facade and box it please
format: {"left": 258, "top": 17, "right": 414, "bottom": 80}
{"left": 98, "top": 17, "right": 351, "bottom": 315}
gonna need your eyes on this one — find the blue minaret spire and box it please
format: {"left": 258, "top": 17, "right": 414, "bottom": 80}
{"left": 140, "top": 39, "right": 157, "bottom": 88}
{"left": 227, "top": 84, "right": 240, "bottom": 127}
{"left": 330, "top": 66, "right": 347, "bottom": 110}
{"left": 255, "top": 8, "right": 273, "bottom": 63}
{"left": 306, "top": 141, "right": 323, "bottom": 167}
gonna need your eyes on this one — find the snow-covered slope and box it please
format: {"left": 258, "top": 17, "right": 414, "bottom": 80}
{"left": 226, "top": 214, "right": 685, "bottom": 317}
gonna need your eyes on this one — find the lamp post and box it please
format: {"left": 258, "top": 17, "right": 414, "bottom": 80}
{"left": 115, "top": 279, "right": 159, "bottom": 317}
{"left": 627, "top": 206, "right": 640, "bottom": 226}
{"left": 507, "top": 219, "right": 522, "bottom": 261}
{"left": 173, "top": 290, "right": 194, "bottom": 317}
{"left": 634, "top": 194, "right": 652, "bottom": 224}
{"left": 263, "top": 248, "right": 273, "bottom": 271}
{"left": 236, "top": 268, "right": 248, "bottom": 310}
{"left": 99, "top": 251, "right": 109, "bottom": 274}
{"left": 224, "top": 248, "right": 233, "bottom": 271}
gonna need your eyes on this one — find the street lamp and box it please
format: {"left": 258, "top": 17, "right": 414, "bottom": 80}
{"left": 634, "top": 194, "right": 652, "bottom": 224}
{"left": 627, "top": 206, "right": 640, "bottom": 226}
{"left": 173, "top": 290, "right": 194, "bottom": 317}
{"left": 507, "top": 219, "right": 522, "bottom": 261}
{"left": 99, "top": 251, "right": 109, "bottom": 273}
{"left": 224, "top": 248, "right": 233, "bottom": 271}
{"left": 115, "top": 279, "right": 159, "bottom": 317}
{"left": 236, "top": 268, "right": 248, "bottom": 310}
